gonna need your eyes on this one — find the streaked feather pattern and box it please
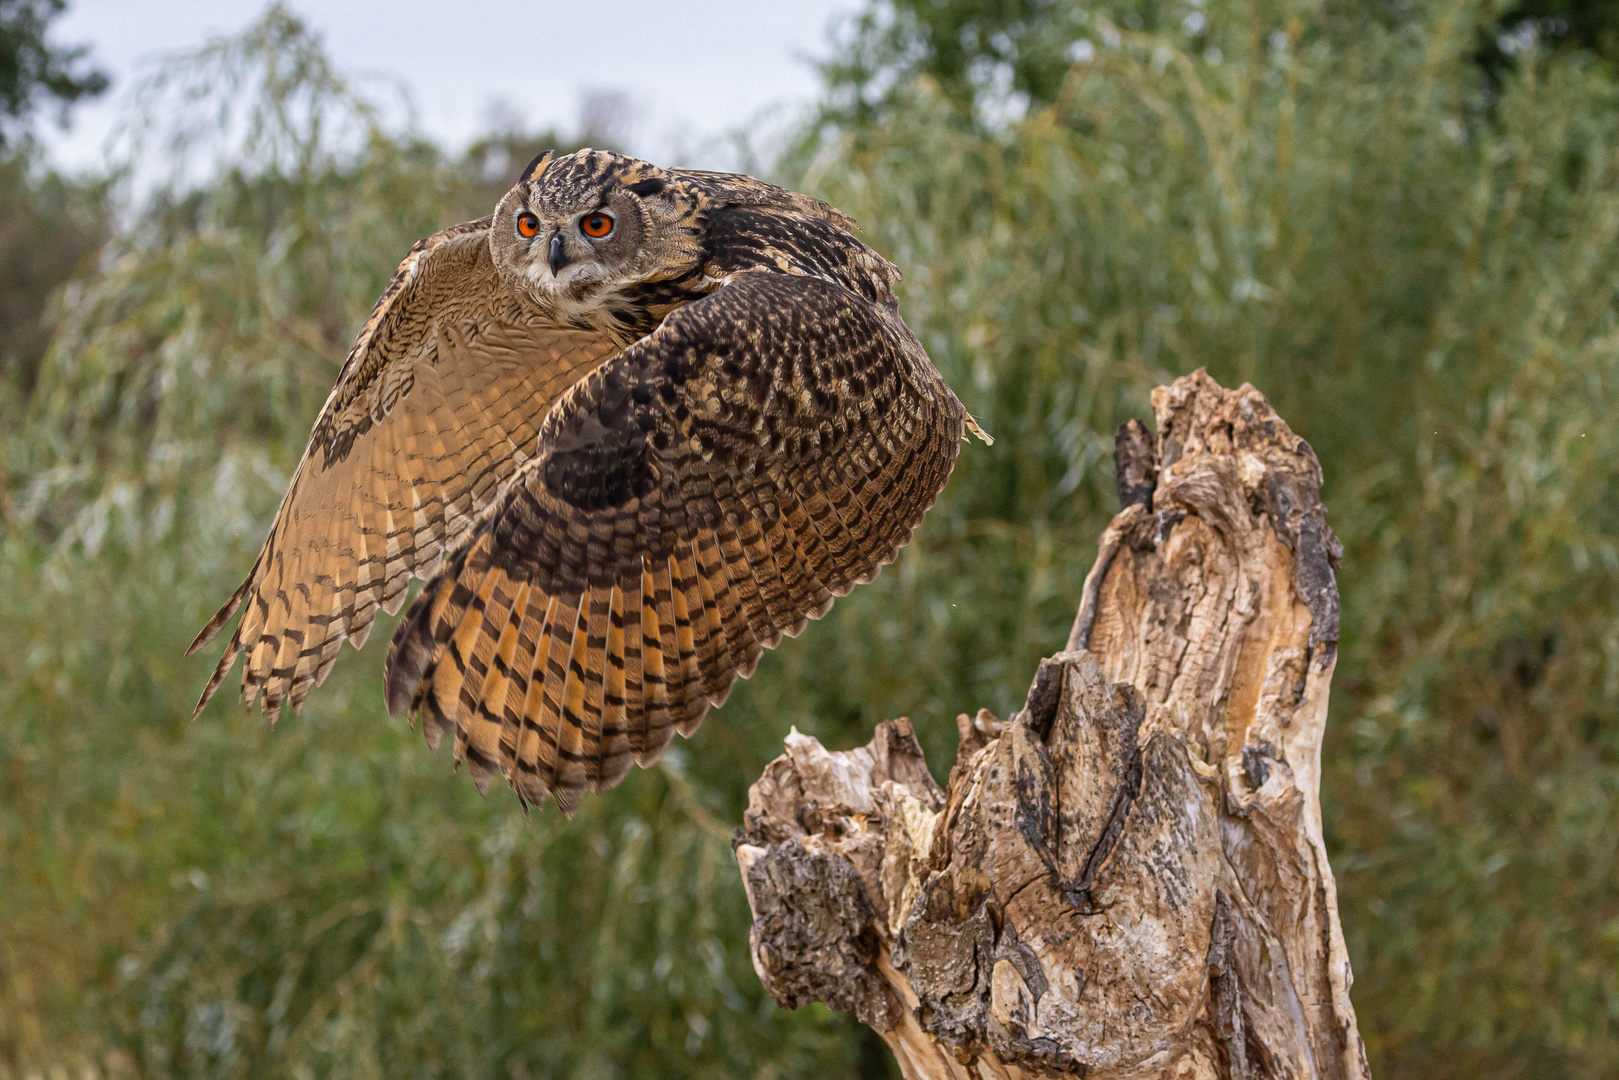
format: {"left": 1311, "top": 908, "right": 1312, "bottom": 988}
{"left": 385, "top": 271, "right": 973, "bottom": 812}
{"left": 193, "top": 148, "right": 985, "bottom": 817}
{"left": 188, "top": 219, "right": 619, "bottom": 721}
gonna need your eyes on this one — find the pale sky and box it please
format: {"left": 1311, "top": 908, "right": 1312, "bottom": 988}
{"left": 42, "top": 0, "right": 859, "bottom": 172}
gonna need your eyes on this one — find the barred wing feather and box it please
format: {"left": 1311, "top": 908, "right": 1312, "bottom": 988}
{"left": 189, "top": 219, "right": 620, "bottom": 721}
{"left": 384, "top": 271, "right": 969, "bottom": 813}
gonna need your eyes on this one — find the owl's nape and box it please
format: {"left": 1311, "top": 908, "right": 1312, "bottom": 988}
{"left": 190, "top": 148, "right": 985, "bottom": 815}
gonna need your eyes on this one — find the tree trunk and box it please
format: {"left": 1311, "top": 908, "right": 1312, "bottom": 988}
{"left": 733, "top": 370, "right": 1371, "bottom": 1079}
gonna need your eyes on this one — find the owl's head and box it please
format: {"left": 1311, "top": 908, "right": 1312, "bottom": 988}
{"left": 490, "top": 148, "right": 703, "bottom": 335}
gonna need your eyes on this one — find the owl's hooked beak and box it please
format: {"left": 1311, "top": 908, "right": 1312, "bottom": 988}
{"left": 548, "top": 234, "right": 569, "bottom": 276}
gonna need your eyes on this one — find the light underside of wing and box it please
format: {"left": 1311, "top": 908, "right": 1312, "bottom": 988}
{"left": 190, "top": 228, "right": 621, "bottom": 722}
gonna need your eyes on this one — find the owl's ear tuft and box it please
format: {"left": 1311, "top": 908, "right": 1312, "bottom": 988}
{"left": 626, "top": 177, "right": 666, "bottom": 198}
{"left": 520, "top": 150, "right": 555, "bottom": 183}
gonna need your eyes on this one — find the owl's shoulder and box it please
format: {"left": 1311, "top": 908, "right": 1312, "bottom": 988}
{"left": 670, "top": 171, "right": 900, "bottom": 305}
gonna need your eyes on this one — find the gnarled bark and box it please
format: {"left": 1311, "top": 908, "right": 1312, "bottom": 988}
{"left": 734, "top": 370, "right": 1369, "bottom": 1079}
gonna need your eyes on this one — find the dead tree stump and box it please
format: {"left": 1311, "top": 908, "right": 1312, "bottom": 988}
{"left": 734, "top": 370, "right": 1370, "bottom": 1079}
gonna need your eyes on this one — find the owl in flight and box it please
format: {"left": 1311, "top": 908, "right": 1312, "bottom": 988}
{"left": 190, "top": 149, "right": 986, "bottom": 813}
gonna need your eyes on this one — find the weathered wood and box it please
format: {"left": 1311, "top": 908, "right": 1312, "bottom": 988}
{"left": 734, "top": 370, "right": 1370, "bottom": 1079}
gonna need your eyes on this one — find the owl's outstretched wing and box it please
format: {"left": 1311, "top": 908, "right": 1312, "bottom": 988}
{"left": 188, "top": 219, "right": 620, "bottom": 721}
{"left": 383, "top": 270, "right": 970, "bottom": 813}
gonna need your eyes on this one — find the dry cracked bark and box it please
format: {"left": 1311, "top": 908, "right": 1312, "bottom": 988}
{"left": 734, "top": 370, "right": 1370, "bottom": 1079}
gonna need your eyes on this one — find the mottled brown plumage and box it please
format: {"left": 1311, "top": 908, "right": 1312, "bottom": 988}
{"left": 192, "top": 148, "right": 987, "bottom": 813}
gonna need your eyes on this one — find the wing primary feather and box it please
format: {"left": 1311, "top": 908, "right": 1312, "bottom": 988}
{"left": 187, "top": 550, "right": 262, "bottom": 658}
{"left": 691, "top": 528, "right": 749, "bottom": 695}
{"left": 385, "top": 554, "right": 455, "bottom": 719}
{"left": 700, "top": 474, "right": 768, "bottom": 652}
{"left": 618, "top": 566, "right": 645, "bottom": 761}
{"left": 257, "top": 529, "right": 314, "bottom": 723}
{"left": 532, "top": 592, "right": 582, "bottom": 802}
{"left": 651, "top": 555, "right": 701, "bottom": 743}
{"left": 512, "top": 591, "right": 560, "bottom": 808}
{"left": 761, "top": 482, "right": 836, "bottom": 627}
{"left": 384, "top": 543, "right": 484, "bottom": 750}
{"left": 427, "top": 564, "right": 501, "bottom": 760}
{"left": 458, "top": 572, "right": 520, "bottom": 794}
{"left": 686, "top": 538, "right": 729, "bottom": 700}
{"left": 289, "top": 477, "right": 352, "bottom": 710}
{"left": 573, "top": 585, "right": 613, "bottom": 794}
{"left": 375, "top": 418, "right": 420, "bottom": 619}
{"left": 790, "top": 478, "right": 861, "bottom": 598}
{"left": 716, "top": 518, "right": 776, "bottom": 655}
{"left": 311, "top": 488, "right": 354, "bottom": 690}
{"left": 550, "top": 597, "right": 594, "bottom": 812}
{"left": 492, "top": 582, "right": 540, "bottom": 773}
{"left": 192, "top": 629, "right": 246, "bottom": 720}
{"left": 598, "top": 583, "right": 633, "bottom": 790}
{"left": 349, "top": 429, "right": 395, "bottom": 652}
{"left": 666, "top": 547, "right": 707, "bottom": 720}
{"left": 637, "top": 562, "right": 675, "bottom": 766}
{"left": 729, "top": 488, "right": 798, "bottom": 632}
{"left": 238, "top": 556, "right": 282, "bottom": 710}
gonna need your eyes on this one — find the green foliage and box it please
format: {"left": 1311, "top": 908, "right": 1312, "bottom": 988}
{"left": 0, "top": 146, "right": 108, "bottom": 414}
{"left": 822, "top": 0, "right": 1097, "bottom": 117}
{"left": 1477, "top": 0, "right": 1619, "bottom": 82}
{"left": 826, "top": 0, "right": 1619, "bottom": 122}
{"left": 1, "top": 10, "right": 882, "bottom": 1079}
{"left": 4, "top": 1, "right": 1619, "bottom": 1078}
{"left": 800, "top": 0, "right": 1619, "bottom": 1074}
{"left": 0, "top": 0, "right": 110, "bottom": 435}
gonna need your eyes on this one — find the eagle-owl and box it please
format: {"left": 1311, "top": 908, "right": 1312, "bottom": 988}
{"left": 190, "top": 149, "right": 988, "bottom": 813}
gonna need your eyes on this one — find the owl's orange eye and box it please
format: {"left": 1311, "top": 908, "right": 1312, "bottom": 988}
{"left": 516, "top": 212, "right": 540, "bottom": 238}
{"left": 580, "top": 212, "right": 614, "bottom": 239}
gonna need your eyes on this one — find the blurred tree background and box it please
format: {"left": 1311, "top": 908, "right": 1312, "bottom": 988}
{"left": 3, "top": 0, "right": 1618, "bottom": 1077}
